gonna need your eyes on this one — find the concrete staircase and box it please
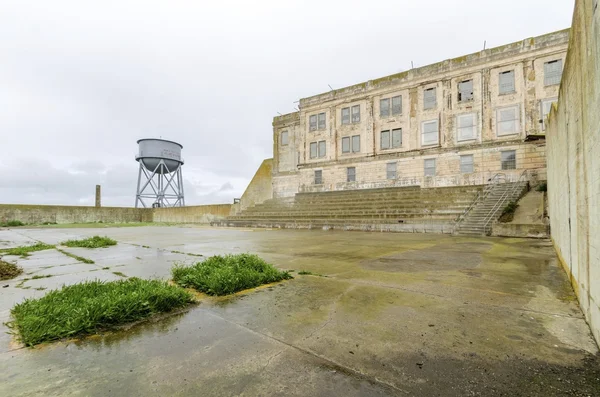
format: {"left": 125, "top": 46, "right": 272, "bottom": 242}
{"left": 217, "top": 186, "right": 483, "bottom": 233}
{"left": 455, "top": 182, "right": 529, "bottom": 236}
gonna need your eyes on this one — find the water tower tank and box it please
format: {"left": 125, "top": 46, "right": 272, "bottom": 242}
{"left": 136, "top": 139, "right": 184, "bottom": 174}
{"left": 134, "top": 138, "right": 185, "bottom": 208}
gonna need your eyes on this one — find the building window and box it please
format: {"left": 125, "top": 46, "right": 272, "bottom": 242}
{"left": 424, "top": 159, "right": 436, "bottom": 176}
{"left": 386, "top": 162, "right": 397, "bottom": 180}
{"left": 501, "top": 150, "right": 516, "bottom": 170}
{"left": 424, "top": 87, "right": 436, "bottom": 110}
{"left": 380, "top": 96, "right": 402, "bottom": 117}
{"left": 544, "top": 59, "right": 563, "bottom": 86}
{"left": 351, "top": 105, "right": 360, "bottom": 123}
{"left": 540, "top": 97, "right": 558, "bottom": 130}
{"left": 347, "top": 167, "right": 356, "bottom": 182}
{"left": 380, "top": 129, "right": 402, "bottom": 150}
{"left": 310, "top": 141, "right": 326, "bottom": 159}
{"left": 281, "top": 131, "right": 288, "bottom": 146}
{"left": 314, "top": 170, "right": 323, "bottom": 184}
{"left": 317, "top": 112, "right": 326, "bottom": 129}
{"left": 458, "top": 80, "right": 474, "bottom": 102}
{"left": 341, "top": 108, "right": 350, "bottom": 125}
{"left": 309, "top": 115, "right": 317, "bottom": 131}
{"left": 342, "top": 135, "right": 360, "bottom": 153}
{"left": 499, "top": 70, "right": 515, "bottom": 94}
{"left": 421, "top": 120, "right": 439, "bottom": 146}
{"left": 457, "top": 113, "right": 476, "bottom": 141}
{"left": 460, "top": 155, "right": 474, "bottom": 173}
{"left": 497, "top": 106, "right": 520, "bottom": 136}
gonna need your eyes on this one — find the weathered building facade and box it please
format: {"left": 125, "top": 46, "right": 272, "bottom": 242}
{"left": 272, "top": 29, "right": 569, "bottom": 198}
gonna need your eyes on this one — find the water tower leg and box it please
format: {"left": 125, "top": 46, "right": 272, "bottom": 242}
{"left": 135, "top": 163, "right": 143, "bottom": 208}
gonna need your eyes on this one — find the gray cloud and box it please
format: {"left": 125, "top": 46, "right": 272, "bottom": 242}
{"left": 0, "top": 0, "right": 574, "bottom": 206}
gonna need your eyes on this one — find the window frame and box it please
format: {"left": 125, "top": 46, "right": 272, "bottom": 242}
{"left": 457, "top": 113, "right": 477, "bottom": 142}
{"left": 309, "top": 115, "right": 317, "bottom": 131}
{"left": 346, "top": 167, "right": 356, "bottom": 182}
{"left": 499, "top": 70, "right": 516, "bottom": 94}
{"left": 341, "top": 136, "right": 351, "bottom": 153}
{"left": 421, "top": 120, "right": 439, "bottom": 146}
{"left": 317, "top": 112, "right": 326, "bottom": 130}
{"left": 309, "top": 142, "right": 317, "bottom": 159}
{"left": 318, "top": 140, "right": 326, "bottom": 158}
{"left": 351, "top": 105, "right": 360, "bottom": 123}
{"left": 423, "top": 87, "right": 437, "bottom": 110}
{"left": 380, "top": 95, "right": 402, "bottom": 118}
{"left": 281, "top": 131, "right": 289, "bottom": 146}
{"left": 540, "top": 97, "right": 558, "bottom": 130}
{"left": 458, "top": 79, "right": 474, "bottom": 102}
{"left": 391, "top": 95, "right": 402, "bottom": 116}
{"left": 544, "top": 59, "right": 563, "bottom": 86}
{"left": 351, "top": 135, "right": 360, "bottom": 153}
{"left": 501, "top": 150, "right": 517, "bottom": 170}
{"left": 380, "top": 98, "right": 390, "bottom": 118}
{"left": 386, "top": 162, "right": 397, "bottom": 180}
{"left": 314, "top": 170, "right": 323, "bottom": 185}
{"left": 424, "top": 159, "right": 436, "bottom": 177}
{"left": 380, "top": 128, "right": 402, "bottom": 150}
{"left": 341, "top": 107, "right": 350, "bottom": 125}
{"left": 496, "top": 105, "right": 520, "bottom": 136}
{"left": 460, "top": 154, "right": 474, "bottom": 174}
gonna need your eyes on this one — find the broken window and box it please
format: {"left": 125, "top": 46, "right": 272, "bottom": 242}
{"left": 318, "top": 140, "right": 326, "bottom": 158}
{"left": 424, "top": 159, "right": 436, "bottom": 177}
{"left": 351, "top": 105, "right": 360, "bottom": 123}
{"left": 341, "top": 137, "right": 350, "bottom": 153}
{"left": 341, "top": 108, "right": 350, "bottom": 125}
{"left": 457, "top": 113, "right": 476, "bottom": 141}
{"left": 497, "top": 106, "right": 520, "bottom": 135}
{"left": 309, "top": 142, "right": 317, "bottom": 159}
{"left": 499, "top": 70, "right": 515, "bottom": 94}
{"left": 458, "top": 80, "right": 474, "bottom": 102}
{"left": 424, "top": 87, "right": 436, "bottom": 110}
{"left": 380, "top": 98, "right": 390, "bottom": 118}
{"left": 460, "top": 155, "right": 474, "bottom": 174}
{"left": 421, "top": 120, "right": 439, "bottom": 145}
{"left": 544, "top": 59, "right": 563, "bottom": 86}
{"left": 314, "top": 170, "right": 323, "bottom": 184}
{"left": 347, "top": 167, "right": 356, "bottom": 182}
{"left": 309, "top": 115, "right": 317, "bottom": 131}
{"left": 281, "top": 131, "right": 288, "bottom": 146}
{"left": 501, "top": 150, "right": 516, "bottom": 170}
{"left": 317, "top": 113, "right": 326, "bottom": 129}
{"left": 386, "top": 162, "right": 397, "bottom": 180}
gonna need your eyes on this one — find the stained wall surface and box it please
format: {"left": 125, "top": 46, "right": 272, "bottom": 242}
{"left": 546, "top": 0, "right": 600, "bottom": 345}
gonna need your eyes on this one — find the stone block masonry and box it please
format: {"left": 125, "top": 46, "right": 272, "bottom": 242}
{"left": 546, "top": 0, "right": 600, "bottom": 346}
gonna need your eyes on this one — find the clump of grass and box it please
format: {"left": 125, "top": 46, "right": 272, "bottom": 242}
{"left": 7, "top": 278, "right": 194, "bottom": 346}
{"left": 56, "top": 248, "right": 95, "bottom": 264}
{"left": 0, "top": 242, "right": 55, "bottom": 258}
{"left": 499, "top": 201, "right": 519, "bottom": 223}
{"left": 0, "top": 220, "right": 25, "bottom": 227}
{"left": 112, "top": 271, "right": 127, "bottom": 278}
{"left": 171, "top": 254, "right": 292, "bottom": 296}
{"left": 31, "top": 274, "right": 52, "bottom": 280}
{"left": 536, "top": 182, "right": 547, "bottom": 192}
{"left": 298, "top": 270, "right": 327, "bottom": 277}
{"left": 61, "top": 236, "right": 117, "bottom": 249}
{"left": 0, "top": 260, "right": 23, "bottom": 280}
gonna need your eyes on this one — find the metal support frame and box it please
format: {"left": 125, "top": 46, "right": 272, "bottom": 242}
{"left": 135, "top": 159, "right": 185, "bottom": 208}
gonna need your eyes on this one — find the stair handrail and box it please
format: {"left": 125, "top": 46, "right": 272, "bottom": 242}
{"left": 453, "top": 173, "right": 508, "bottom": 232}
{"left": 481, "top": 170, "right": 531, "bottom": 234}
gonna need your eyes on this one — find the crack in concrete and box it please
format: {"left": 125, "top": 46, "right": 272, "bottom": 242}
{"left": 302, "top": 284, "right": 356, "bottom": 342}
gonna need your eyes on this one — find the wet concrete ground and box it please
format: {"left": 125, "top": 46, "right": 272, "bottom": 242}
{"left": 0, "top": 226, "right": 598, "bottom": 396}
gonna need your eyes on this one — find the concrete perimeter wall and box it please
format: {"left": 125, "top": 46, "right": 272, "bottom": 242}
{"left": 152, "top": 204, "right": 232, "bottom": 224}
{"left": 546, "top": 0, "right": 599, "bottom": 345}
{"left": 237, "top": 159, "right": 273, "bottom": 212}
{"left": 0, "top": 204, "right": 152, "bottom": 224}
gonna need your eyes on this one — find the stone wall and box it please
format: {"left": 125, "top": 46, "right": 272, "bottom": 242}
{"left": 546, "top": 0, "right": 599, "bottom": 345}
{"left": 237, "top": 159, "right": 273, "bottom": 211}
{"left": 152, "top": 204, "right": 232, "bottom": 224}
{"left": 0, "top": 204, "right": 152, "bottom": 224}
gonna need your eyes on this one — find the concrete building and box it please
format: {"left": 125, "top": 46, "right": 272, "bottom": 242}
{"left": 272, "top": 29, "right": 569, "bottom": 198}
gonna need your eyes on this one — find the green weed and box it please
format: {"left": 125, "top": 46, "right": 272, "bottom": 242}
{"left": 0, "top": 243, "right": 55, "bottom": 258}
{"left": 56, "top": 248, "right": 95, "bottom": 264}
{"left": 499, "top": 201, "right": 519, "bottom": 223}
{"left": 0, "top": 220, "right": 25, "bottom": 227}
{"left": 61, "top": 236, "right": 117, "bottom": 249}
{"left": 536, "top": 182, "right": 547, "bottom": 192}
{"left": 298, "top": 270, "right": 326, "bottom": 277}
{"left": 31, "top": 274, "right": 52, "bottom": 280}
{"left": 112, "top": 272, "right": 127, "bottom": 278}
{"left": 0, "top": 260, "right": 23, "bottom": 280}
{"left": 171, "top": 254, "right": 292, "bottom": 296}
{"left": 7, "top": 278, "right": 194, "bottom": 346}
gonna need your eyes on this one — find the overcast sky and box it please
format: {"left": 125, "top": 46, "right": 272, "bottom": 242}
{"left": 0, "top": 0, "right": 574, "bottom": 207}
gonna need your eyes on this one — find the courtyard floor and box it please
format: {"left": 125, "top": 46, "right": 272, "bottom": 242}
{"left": 0, "top": 226, "right": 598, "bottom": 396}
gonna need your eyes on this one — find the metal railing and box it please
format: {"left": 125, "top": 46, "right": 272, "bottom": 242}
{"left": 453, "top": 173, "right": 508, "bottom": 232}
{"left": 481, "top": 170, "right": 530, "bottom": 234}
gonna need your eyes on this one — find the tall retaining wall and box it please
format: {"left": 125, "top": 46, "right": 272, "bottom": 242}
{"left": 546, "top": 0, "right": 599, "bottom": 346}
{"left": 0, "top": 204, "right": 152, "bottom": 224}
{"left": 236, "top": 159, "right": 273, "bottom": 212}
{"left": 152, "top": 204, "right": 232, "bottom": 224}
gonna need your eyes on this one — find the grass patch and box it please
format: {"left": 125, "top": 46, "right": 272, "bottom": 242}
{"left": 112, "top": 271, "right": 127, "bottom": 278}
{"left": 171, "top": 254, "right": 292, "bottom": 296}
{"left": 0, "top": 260, "right": 23, "bottom": 280}
{"left": 31, "top": 274, "right": 52, "bottom": 280}
{"left": 499, "top": 201, "right": 519, "bottom": 223}
{"left": 7, "top": 278, "right": 194, "bottom": 346}
{"left": 0, "top": 242, "right": 55, "bottom": 257}
{"left": 56, "top": 248, "right": 95, "bottom": 264}
{"left": 61, "top": 236, "right": 117, "bottom": 249}
{"left": 0, "top": 220, "right": 25, "bottom": 227}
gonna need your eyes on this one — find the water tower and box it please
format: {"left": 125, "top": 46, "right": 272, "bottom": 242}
{"left": 135, "top": 139, "right": 185, "bottom": 208}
